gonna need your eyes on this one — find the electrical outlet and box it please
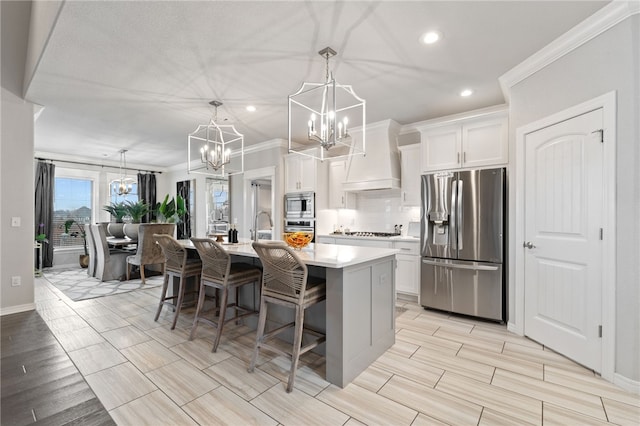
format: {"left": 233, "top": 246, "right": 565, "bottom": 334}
{"left": 11, "top": 276, "right": 21, "bottom": 287}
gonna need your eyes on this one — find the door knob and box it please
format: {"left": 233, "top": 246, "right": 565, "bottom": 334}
{"left": 523, "top": 241, "right": 536, "bottom": 249}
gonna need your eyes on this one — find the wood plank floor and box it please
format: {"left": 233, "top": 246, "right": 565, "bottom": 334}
{"left": 3, "top": 273, "right": 638, "bottom": 425}
{"left": 1, "top": 310, "right": 115, "bottom": 425}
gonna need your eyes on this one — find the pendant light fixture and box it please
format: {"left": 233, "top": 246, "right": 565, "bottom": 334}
{"left": 111, "top": 149, "right": 136, "bottom": 196}
{"left": 188, "top": 100, "right": 244, "bottom": 177}
{"left": 288, "top": 46, "right": 366, "bottom": 161}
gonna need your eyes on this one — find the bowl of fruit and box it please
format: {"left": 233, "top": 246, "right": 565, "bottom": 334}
{"left": 283, "top": 231, "right": 314, "bottom": 250}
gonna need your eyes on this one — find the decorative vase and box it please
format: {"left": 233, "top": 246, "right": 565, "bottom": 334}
{"left": 123, "top": 223, "right": 140, "bottom": 242}
{"left": 79, "top": 254, "right": 89, "bottom": 268}
{"left": 107, "top": 222, "right": 125, "bottom": 238}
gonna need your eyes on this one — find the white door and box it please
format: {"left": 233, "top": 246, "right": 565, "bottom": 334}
{"left": 523, "top": 108, "right": 603, "bottom": 372}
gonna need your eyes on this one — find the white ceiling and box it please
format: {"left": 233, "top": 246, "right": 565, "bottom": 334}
{"left": 27, "top": 1, "right": 609, "bottom": 169}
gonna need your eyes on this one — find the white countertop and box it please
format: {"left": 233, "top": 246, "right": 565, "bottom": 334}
{"left": 319, "top": 234, "right": 420, "bottom": 243}
{"left": 180, "top": 239, "right": 399, "bottom": 269}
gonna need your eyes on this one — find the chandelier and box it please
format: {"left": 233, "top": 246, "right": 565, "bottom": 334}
{"left": 112, "top": 149, "right": 136, "bottom": 196}
{"left": 188, "top": 100, "right": 244, "bottom": 177}
{"left": 288, "top": 46, "right": 366, "bottom": 161}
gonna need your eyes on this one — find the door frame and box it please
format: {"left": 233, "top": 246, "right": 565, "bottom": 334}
{"left": 513, "top": 91, "right": 616, "bottom": 381}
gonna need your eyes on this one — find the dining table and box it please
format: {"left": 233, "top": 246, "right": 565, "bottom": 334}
{"left": 178, "top": 238, "right": 399, "bottom": 388}
{"left": 106, "top": 237, "right": 137, "bottom": 250}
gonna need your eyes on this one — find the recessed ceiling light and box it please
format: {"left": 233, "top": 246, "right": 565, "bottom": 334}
{"left": 421, "top": 31, "right": 442, "bottom": 45}
{"left": 246, "top": 105, "right": 256, "bottom": 112}
{"left": 460, "top": 89, "right": 473, "bottom": 97}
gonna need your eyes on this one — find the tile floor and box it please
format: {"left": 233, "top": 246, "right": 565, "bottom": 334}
{"left": 33, "top": 275, "right": 639, "bottom": 425}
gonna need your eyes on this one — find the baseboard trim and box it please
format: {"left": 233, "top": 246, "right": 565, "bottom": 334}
{"left": 396, "top": 293, "right": 419, "bottom": 304}
{"left": 0, "top": 303, "right": 36, "bottom": 316}
{"left": 613, "top": 372, "right": 640, "bottom": 395}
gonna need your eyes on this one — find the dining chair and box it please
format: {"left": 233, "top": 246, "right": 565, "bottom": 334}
{"left": 249, "top": 241, "right": 326, "bottom": 392}
{"left": 153, "top": 234, "right": 202, "bottom": 330}
{"left": 85, "top": 224, "right": 97, "bottom": 277}
{"left": 91, "top": 224, "right": 130, "bottom": 282}
{"left": 189, "top": 237, "right": 262, "bottom": 352}
{"left": 126, "top": 223, "right": 175, "bottom": 284}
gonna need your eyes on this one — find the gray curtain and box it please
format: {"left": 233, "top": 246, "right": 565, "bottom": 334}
{"left": 176, "top": 180, "right": 191, "bottom": 239}
{"left": 35, "top": 161, "right": 55, "bottom": 267}
{"left": 137, "top": 172, "right": 156, "bottom": 223}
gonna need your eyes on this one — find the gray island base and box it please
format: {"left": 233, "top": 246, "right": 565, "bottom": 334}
{"left": 180, "top": 240, "right": 397, "bottom": 388}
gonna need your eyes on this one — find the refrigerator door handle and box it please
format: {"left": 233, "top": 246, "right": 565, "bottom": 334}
{"left": 450, "top": 179, "right": 457, "bottom": 250}
{"left": 457, "top": 179, "right": 463, "bottom": 251}
{"left": 421, "top": 259, "right": 499, "bottom": 271}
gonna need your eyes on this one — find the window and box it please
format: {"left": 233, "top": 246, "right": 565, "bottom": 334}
{"left": 53, "top": 177, "right": 93, "bottom": 248}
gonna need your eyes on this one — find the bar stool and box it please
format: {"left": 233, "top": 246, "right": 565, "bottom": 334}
{"left": 249, "top": 241, "right": 326, "bottom": 392}
{"left": 189, "top": 237, "right": 262, "bottom": 352}
{"left": 153, "top": 234, "right": 202, "bottom": 330}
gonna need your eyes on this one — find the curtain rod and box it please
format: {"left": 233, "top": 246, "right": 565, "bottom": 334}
{"left": 34, "top": 157, "right": 162, "bottom": 174}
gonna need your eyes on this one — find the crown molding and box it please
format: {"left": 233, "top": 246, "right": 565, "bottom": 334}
{"left": 499, "top": 1, "right": 639, "bottom": 101}
{"left": 243, "top": 138, "right": 288, "bottom": 155}
{"left": 400, "top": 104, "right": 508, "bottom": 134}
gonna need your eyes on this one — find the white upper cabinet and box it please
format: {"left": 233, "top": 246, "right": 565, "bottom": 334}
{"left": 328, "top": 160, "right": 356, "bottom": 209}
{"left": 398, "top": 144, "right": 421, "bottom": 206}
{"left": 285, "top": 153, "right": 317, "bottom": 192}
{"left": 419, "top": 110, "right": 508, "bottom": 172}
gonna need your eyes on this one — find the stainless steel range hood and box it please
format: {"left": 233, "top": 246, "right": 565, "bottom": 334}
{"left": 343, "top": 119, "right": 401, "bottom": 192}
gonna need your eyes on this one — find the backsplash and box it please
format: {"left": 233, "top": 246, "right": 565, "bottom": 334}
{"left": 317, "top": 190, "right": 420, "bottom": 235}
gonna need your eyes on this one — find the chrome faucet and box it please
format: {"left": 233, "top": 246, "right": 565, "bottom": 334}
{"left": 251, "top": 210, "right": 273, "bottom": 241}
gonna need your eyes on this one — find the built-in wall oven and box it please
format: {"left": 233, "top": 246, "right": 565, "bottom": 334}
{"left": 283, "top": 219, "right": 315, "bottom": 242}
{"left": 284, "top": 191, "right": 314, "bottom": 219}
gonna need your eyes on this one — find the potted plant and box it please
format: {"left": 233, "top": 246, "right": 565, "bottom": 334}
{"left": 124, "top": 200, "right": 150, "bottom": 223}
{"left": 156, "top": 194, "right": 186, "bottom": 223}
{"left": 123, "top": 200, "right": 150, "bottom": 241}
{"left": 103, "top": 201, "right": 127, "bottom": 237}
{"left": 60, "top": 219, "right": 89, "bottom": 268}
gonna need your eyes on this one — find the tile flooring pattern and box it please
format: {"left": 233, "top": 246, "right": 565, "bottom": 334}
{"left": 44, "top": 268, "right": 163, "bottom": 301}
{"left": 32, "top": 275, "right": 640, "bottom": 425}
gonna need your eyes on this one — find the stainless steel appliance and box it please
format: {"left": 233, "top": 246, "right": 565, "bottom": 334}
{"left": 284, "top": 191, "right": 314, "bottom": 219}
{"left": 420, "top": 168, "right": 505, "bottom": 321}
{"left": 284, "top": 218, "right": 315, "bottom": 242}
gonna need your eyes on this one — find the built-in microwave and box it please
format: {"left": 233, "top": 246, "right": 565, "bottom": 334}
{"left": 284, "top": 192, "right": 314, "bottom": 219}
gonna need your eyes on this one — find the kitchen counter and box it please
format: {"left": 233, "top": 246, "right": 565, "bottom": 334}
{"left": 319, "top": 234, "right": 420, "bottom": 243}
{"left": 179, "top": 239, "right": 397, "bottom": 387}
{"left": 181, "top": 239, "right": 399, "bottom": 268}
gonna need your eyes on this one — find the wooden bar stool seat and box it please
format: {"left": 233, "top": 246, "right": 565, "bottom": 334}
{"left": 249, "top": 241, "right": 326, "bottom": 392}
{"left": 189, "top": 237, "right": 262, "bottom": 352}
{"left": 154, "top": 234, "right": 202, "bottom": 330}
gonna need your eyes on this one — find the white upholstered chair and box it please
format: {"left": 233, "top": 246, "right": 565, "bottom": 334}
{"left": 91, "top": 224, "right": 129, "bottom": 282}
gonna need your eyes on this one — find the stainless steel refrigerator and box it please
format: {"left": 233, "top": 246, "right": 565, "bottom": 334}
{"left": 420, "top": 168, "right": 505, "bottom": 321}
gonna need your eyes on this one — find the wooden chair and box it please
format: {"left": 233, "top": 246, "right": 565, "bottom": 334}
{"left": 189, "top": 238, "right": 262, "bottom": 352}
{"left": 249, "top": 241, "right": 326, "bottom": 392}
{"left": 91, "top": 224, "right": 130, "bottom": 282}
{"left": 153, "top": 234, "right": 202, "bottom": 330}
{"left": 126, "top": 223, "right": 175, "bottom": 283}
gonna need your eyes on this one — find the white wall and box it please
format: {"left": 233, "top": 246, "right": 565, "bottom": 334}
{"left": 319, "top": 190, "right": 420, "bottom": 235}
{"left": 1, "top": 0, "right": 37, "bottom": 314}
{"left": 508, "top": 15, "right": 640, "bottom": 381}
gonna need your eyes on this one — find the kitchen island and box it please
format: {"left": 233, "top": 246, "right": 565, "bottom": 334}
{"left": 180, "top": 240, "right": 398, "bottom": 387}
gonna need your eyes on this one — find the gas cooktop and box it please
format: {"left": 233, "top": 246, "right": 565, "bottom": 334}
{"left": 332, "top": 231, "right": 400, "bottom": 238}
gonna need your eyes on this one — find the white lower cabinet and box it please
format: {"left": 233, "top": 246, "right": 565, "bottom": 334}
{"left": 317, "top": 236, "right": 420, "bottom": 298}
{"left": 394, "top": 241, "right": 420, "bottom": 298}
